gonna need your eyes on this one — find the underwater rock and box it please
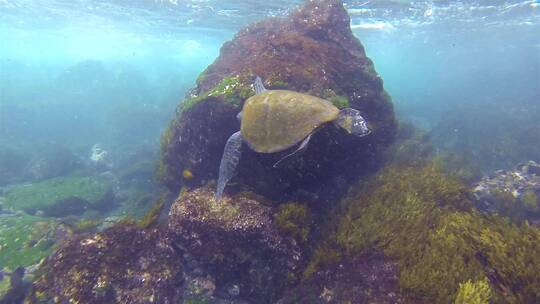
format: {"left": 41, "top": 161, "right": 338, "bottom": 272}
{"left": 160, "top": 0, "right": 396, "bottom": 203}
{"left": 168, "top": 188, "right": 303, "bottom": 303}
{"left": 473, "top": 160, "right": 540, "bottom": 222}
{"left": 181, "top": 275, "right": 250, "bottom": 303}
{"left": 33, "top": 224, "right": 183, "bottom": 304}
{"left": 24, "top": 145, "right": 81, "bottom": 181}
{"left": 0, "top": 267, "right": 31, "bottom": 304}
{"left": 0, "top": 213, "right": 69, "bottom": 270}
{"left": 329, "top": 163, "right": 540, "bottom": 303}
{"left": 3, "top": 176, "right": 114, "bottom": 217}
{"left": 278, "top": 252, "right": 404, "bottom": 304}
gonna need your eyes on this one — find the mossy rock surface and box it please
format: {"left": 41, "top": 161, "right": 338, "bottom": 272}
{"left": 160, "top": 0, "right": 396, "bottom": 203}
{"left": 328, "top": 163, "right": 540, "bottom": 303}
{"left": 168, "top": 188, "right": 304, "bottom": 303}
{"left": 3, "top": 176, "right": 113, "bottom": 217}
{"left": 34, "top": 224, "right": 183, "bottom": 304}
{"left": 279, "top": 252, "right": 404, "bottom": 303}
{"left": 0, "top": 213, "right": 66, "bottom": 269}
{"left": 0, "top": 278, "right": 10, "bottom": 300}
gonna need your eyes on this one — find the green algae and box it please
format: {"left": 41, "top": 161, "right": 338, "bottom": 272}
{"left": 485, "top": 189, "right": 540, "bottom": 223}
{"left": 274, "top": 202, "right": 311, "bottom": 243}
{"left": 136, "top": 195, "right": 166, "bottom": 229}
{"left": 454, "top": 278, "right": 492, "bottom": 304}
{"left": 268, "top": 79, "right": 288, "bottom": 88}
{"left": 521, "top": 191, "right": 538, "bottom": 212}
{"left": 4, "top": 176, "right": 112, "bottom": 216}
{"left": 267, "top": 73, "right": 289, "bottom": 88}
{"left": 0, "top": 278, "right": 9, "bottom": 299}
{"left": 303, "top": 245, "right": 341, "bottom": 279}
{"left": 180, "top": 75, "right": 254, "bottom": 113}
{"left": 322, "top": 89, "right": 350, "bottom": 109}
{"left": 309, "top": 163, "right": 540, "bottom": 303}
{"left": 72, "top": 219, "right": 101, "bottom": 234}
{"left": 0, "top": 213, "right": 58, "bottom": 269}
{"left": 157, "top": 120, "right": 176, "bottom": 186}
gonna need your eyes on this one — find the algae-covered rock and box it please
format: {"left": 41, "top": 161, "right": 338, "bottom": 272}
{"left": 3, "top": 176, "right": 113, "bottom": 217}
{"left": 160, "top": 0, "right": 396, "bottom": 203}
{"left": 0, "top": 213, "right": 67, "bottom": 270}
{"left": 168, "top": 188, "right": 303, "bottom": 303}
{"left": 454, "top": 278, "right": 492, "bottom": 304}
{"left": 279, "top": 252, "right": 404, "bottom": 304}
{"left": 24, "top": 145, "right": 81, "bottom": 181}
{"left": 0, "top": 267, "right": 31, "bottom": 304}
{"left": 33, "top": 224, "right": 183, "bottom": 304}
{"left": 328, "top": 163, "right": 540, "bottom": 303}
{"left": 473, "top": 161, "right": 540, "bottom": 222}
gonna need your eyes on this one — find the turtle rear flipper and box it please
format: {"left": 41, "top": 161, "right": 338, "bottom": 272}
{"left": 216, "top": 131, "right": 243, "bottom": 199}
{"left": 334, "top": 108, "right": 371, "bottom": 137}
{"left": 254, "top": 76, "right": 267, "bottom": 94}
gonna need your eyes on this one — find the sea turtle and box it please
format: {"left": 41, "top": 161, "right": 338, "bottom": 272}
{"left": 215, "top": 77, "right": 372, "bottom": 199}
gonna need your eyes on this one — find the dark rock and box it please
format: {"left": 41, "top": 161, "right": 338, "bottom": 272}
{"left": 168, "top": 188, "right": 304, "bottom": 303}
{"left": 33, "top": 225, "right": 184, "bottom": 304}
{"left": 182, "top": 274, "right": 251, "bottom": 304}
{"left": 278, "top": 252, "right": 405, "bottom": 304}
{"left": 160, "top": 0, "right": 396, "bottom": 204}
{"left": 25, "top": 145, "right": 81, "bottom": 181}
{"left": 0, "top": 267, "right": 31, "bottom": 304}
{"left": 183, "top": 276, "right": 216, "bottom": 303}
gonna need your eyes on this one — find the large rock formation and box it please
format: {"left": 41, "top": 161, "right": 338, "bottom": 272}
{"left": 160, "top": 0, "right": 396, "bottom": 203}
{"left": 33, "top": 225, "right": 184, "bottom": 304}
{"left": 168, "top": 188, "right": 304, "bottom": 303}
{"left": 26, "top": 1, "right": 400, "bottom": 303}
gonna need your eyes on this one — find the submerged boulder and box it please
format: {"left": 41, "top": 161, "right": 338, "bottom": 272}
{"left": 33, "top": 225, "right": 184, "bottom": 304}
{"left": 278, "top": 252, "right": 404, "bottom": 304}
{"left": 0, "top": 213, "right": 69, "bottom": 270}
{"left": 328, "top": 163, "right": 540, "bottom": 303}
{"left": 473, "top": 160, "right": 540, "bottom": 223}
{"left": 160, "top": 0, "right": 396, "bottom": 203}
{"left": 3, "top": 176, "right": 114, "bottom": 217}
{"left": 168, "top": 188, "right": 304, "bottom": 303}
{"left": 24, "top": 145, "right": 81, "bottom": 181}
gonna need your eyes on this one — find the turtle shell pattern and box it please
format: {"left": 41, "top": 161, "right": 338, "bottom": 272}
{"left": 240, "top": 90, "right": 339, "bottom": 153}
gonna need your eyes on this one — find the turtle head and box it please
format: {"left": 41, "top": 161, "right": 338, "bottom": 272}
{"left": 335, "top": 108, "right": 371, "bottom": 137}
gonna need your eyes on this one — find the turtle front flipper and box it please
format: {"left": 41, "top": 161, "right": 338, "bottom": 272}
{"left": 334, "top": 108, "right": 371, "bottom": 137}
{"left": 216, "top": 131, "right": 243, "bottom": 199}
{"left": 273, "top": 133, "right": 312, "bottom": 168}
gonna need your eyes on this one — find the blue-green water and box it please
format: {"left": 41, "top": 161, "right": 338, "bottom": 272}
{"left": 1, "top": 0, "right": 538, "bottom": 171}
{"left": 0, "top": 1, "right": 539, "bottom": 302}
